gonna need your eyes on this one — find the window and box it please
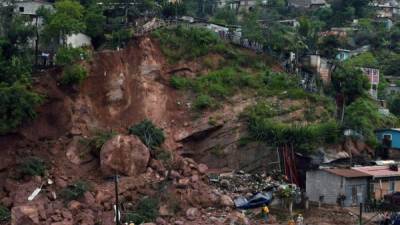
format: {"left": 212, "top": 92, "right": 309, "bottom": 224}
{"left": 19, "top": 7, "right": 24, "bottom": 12}
{"left": 383, "top": 134, "right": 392, "bottom": 141}
{"left": 389, "top": 180, "right": 396, "bottom": 193}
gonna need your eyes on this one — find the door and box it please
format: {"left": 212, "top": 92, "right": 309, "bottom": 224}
{"left": 346, "top": 184, "right": 367, "bottom": 206}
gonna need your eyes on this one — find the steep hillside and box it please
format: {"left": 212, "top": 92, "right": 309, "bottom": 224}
{"left": 0, "top": 27, "right": 356, "bottom": 225}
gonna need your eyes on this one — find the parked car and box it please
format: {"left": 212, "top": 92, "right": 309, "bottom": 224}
{"left": 384, "top": 192, "right": 400, "bottom": 205}
{"left": 234, "top": 192, "right": 273, "bottom": 209}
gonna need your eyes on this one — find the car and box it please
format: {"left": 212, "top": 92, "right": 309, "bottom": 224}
{"left": 234, "top": 192, "right": 273, "bottom": 209}
{"left": 384, "top": 192, "right": 400, "bottom": 205}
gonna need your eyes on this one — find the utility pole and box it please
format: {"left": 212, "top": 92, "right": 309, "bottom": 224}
{"left": 35, "top": 15, "right": 39, "bottom": 67}
{"left": 115, "top": 173, "right": 120, "bottom": 225}
{"left": 359, "top": 203, "right": 363, "bottom": 225}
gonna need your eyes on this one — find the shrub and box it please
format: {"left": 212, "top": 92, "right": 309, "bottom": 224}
{"left": 152, "top": 26, "right": 221, "bottom": 62}
{"left": 61, "top": 64, "right": 87, "bottom": 85}
{"left": 18, "top": 157, "right": 47, "bottom": 177}
{"left": 170, "top": 75, "right": 190, "bottom": 89}
{"left": 0, "top": 205, "right": 10, "bottom": 222}
{"left": 244, "top": 104, "right": 341, "bottom": 153}
{"left": 128, "top": 119, "right": 165, "bottom": 149}
{"left": 60, "top": 181, "right": 89, "bottom": 201}
{"left": 194, "top": 94, "right": 215, "bottom": 110}
{"left": 55, "top": 46, "right": 88, "bottom": 66}
{"left": 0, "top": 82, "right": 42, "bottom": 134}
{"left": 124, "top": 197, "right": 159, "bottom": 224}
{"left": 81, "top": 130, "right": 117, "bottom": 157}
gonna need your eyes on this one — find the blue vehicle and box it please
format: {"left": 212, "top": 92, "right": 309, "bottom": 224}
{"left": 234, "top": 192, "right": 273, "bottom": 209}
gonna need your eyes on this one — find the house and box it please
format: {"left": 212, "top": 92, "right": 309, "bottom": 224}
{"left": 336, "top": 49, "right": 351, "bottom": 61}
{"left": 288, "top": 0, "right": 328, "bottom": 9}
{"left": 278, "top": 19, "right": 300, "bottom": 28}
{"left": 353, "top": 165, "right": 400, "bottom": 200}
{"left": 371, "top": 0, "right": 400, "bottom": 19}
{"left": 307, "top": 165, "right": 400, "bottom": 207}
{"left": 306, "top": 168, "right": 371, "bottom": 207}
{"left": 14, "top": 0, "right": 53, "bottom": 19}
{"left": 336, "top": 45, "right": 371, "bottom": 61}
{"left": 361, "top": 67, "right": 380, "bottom": 99}
{"left": 302, "top": 54, "right": 332, "bottom": 84}
{"left": 376, "top": 129, "right": 400, "bottom": 150}
{"left": 217, "top": 0, "right": 266, "bottom": 11}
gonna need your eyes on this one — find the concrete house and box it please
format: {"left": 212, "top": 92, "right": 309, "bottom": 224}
{"left": 361, "top": 67, "right": 380, "bottom": 99}
{"left": 288, "top": 0, "right": 328, "bottom": 9}
{"left": 353, "top": 165, "right": 400, "bottom": 200}
{"left": 372, "top": 0, "right": 400, "bottom": 19}
{"left": 302, "top": 54, "right": 332, "bottom": 84}
{"left": 306, "top": 168, "right": 371, "bottom": 207}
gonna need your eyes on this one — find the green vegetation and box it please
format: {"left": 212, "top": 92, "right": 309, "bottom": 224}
{"left": 125, "top": 197, "right": 159, "bottom": 224}
{"left": 0, "top": 205, "right": 10, "bottom": 222}
{"left": 389, "top": 95, "right": 400, "bottom": 117}
{"left": 41, "top": 0, "right": 85, "bottom": 45}
{"left": 18, "top": 157, "right": 47, "bottom": 177}
{"left": 244, "top": 108, "right": 340, "bottom": 153}
{"left": 344, "top": 99, "right": 397, "bottom": 147}
{"left": 81, "top": 130, "right": 117, "bottom": 157}
{"left": 0, "top": 83, "right": 42, "bottom": 134}
{"left": 60, "top": 181, "right": 90, "bottom": 202}
{"left": 55, "top": 46, "right": 89, "bottom": 66}
{"left": 61, "top": 64, "right": 87, "bottom": 85}
{"left": 152, "top": 26, "right": 224, "bottom": 62}
{"left": 128, "top": 119, "right": 165, "bottom": 149}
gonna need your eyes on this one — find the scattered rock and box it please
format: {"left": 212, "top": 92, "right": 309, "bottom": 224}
{"left": 1, "top": 197, "right": 12, "bottom": 208}
{"left": 66, "top": 137, "right": 94, "bottom": 165}
{"left": 67, "top": 201, "right": 81, "bottom": 211}
{"left": 158, "top": 205, "right": 172, "bottom": 216}
{"left": 83, "top": 192, "right": 95, "bottom": 205}
{"left": 185, "top": 207, "right": 199, "bottom": 221}
{"left": 225, "top": 211, "right": 250, "bottom": 225}
{"left": 219, "top": 195, "right": 234, "bottom": 207}
{"left": 176, "top": 178, "right": 190, "bottom": 189}
{"left": 170, "top": 170, "right": 181, "bottom": 179}
{"left": 174, "top": 220, "right": 184, "bottom": 225}
{"left": 198, "top": 164, "right": 208, "bottom": 174}
{"left": 100, "top": 135, "right": 150, "bottom": 176}
{"left": 11, "top": 205, "right": 40, "bottom": 225}
{"left": 156, "top": 217, "right": 167, "bottom": 225}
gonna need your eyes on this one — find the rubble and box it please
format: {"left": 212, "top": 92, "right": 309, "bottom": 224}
{"left": 209, "top": 170, "right": 288, "bottom": 194}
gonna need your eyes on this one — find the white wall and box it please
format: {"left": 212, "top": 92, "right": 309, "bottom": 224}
{"left": 66, "top": 33, "right": 92, "bottom": 48}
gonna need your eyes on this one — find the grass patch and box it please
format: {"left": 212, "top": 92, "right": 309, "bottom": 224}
{"left": 18, "top": 157, "right": 47, "bottom": 177}
{"left": 0, "top": 205, "right": 10, "bottom": 222}
{"left": 60, "top": 181, "right": 90, "bottom": 202}
{"left": 81, "top": 130, "right": 117, "bottom": 157}
{"left": 152, "top": 26, "right": 224, "bottom": 63}
{"left": 61, "top": 64, "right": 87, "bottom": 86}
{"left": 124, "top": 197, "right": 159, "bottom": 224}
{"left": 128, "top": 119, "right": 165, "bottom": 150}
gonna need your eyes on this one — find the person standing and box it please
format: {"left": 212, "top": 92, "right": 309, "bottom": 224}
{"left": 261, "top": 204, "right": 270, "bottom": 223}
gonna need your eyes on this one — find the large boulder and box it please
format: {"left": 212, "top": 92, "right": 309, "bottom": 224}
{"left": 11, "top": 205, "right": 40, "bottom": 225}
{"left": 100, "top": 135, "right": 150, "bottom": 177}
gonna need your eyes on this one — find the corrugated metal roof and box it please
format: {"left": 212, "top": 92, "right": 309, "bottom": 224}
{"left": 353, "top": 166, "right": 400, "bottom": 178}
{"left": 323, "top": 168, "right": 371, "bottom": 178}
{"left": 375, "top": 128, "right": 400, "bottom": 132}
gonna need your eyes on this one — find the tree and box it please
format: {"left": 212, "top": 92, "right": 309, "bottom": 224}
{"left": 331, "top": 65, "right": 369, "bottom": 122}
{"left": 344, "top": 98, "right": 396, "bottom": 147}
{"left": 211, "top": 7, "right": 237, "bottom": 25}
{"left": 84, "top": 5, "right": 106, "bottom": 40}
{"left": 42, "top": 0, "right": 85, "bottom": 45}
{"left": 389, "top": 95, "right": 400, "bottom": 116}
{"left": 0, "top": 82, "right": 42, "bottom": 134}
